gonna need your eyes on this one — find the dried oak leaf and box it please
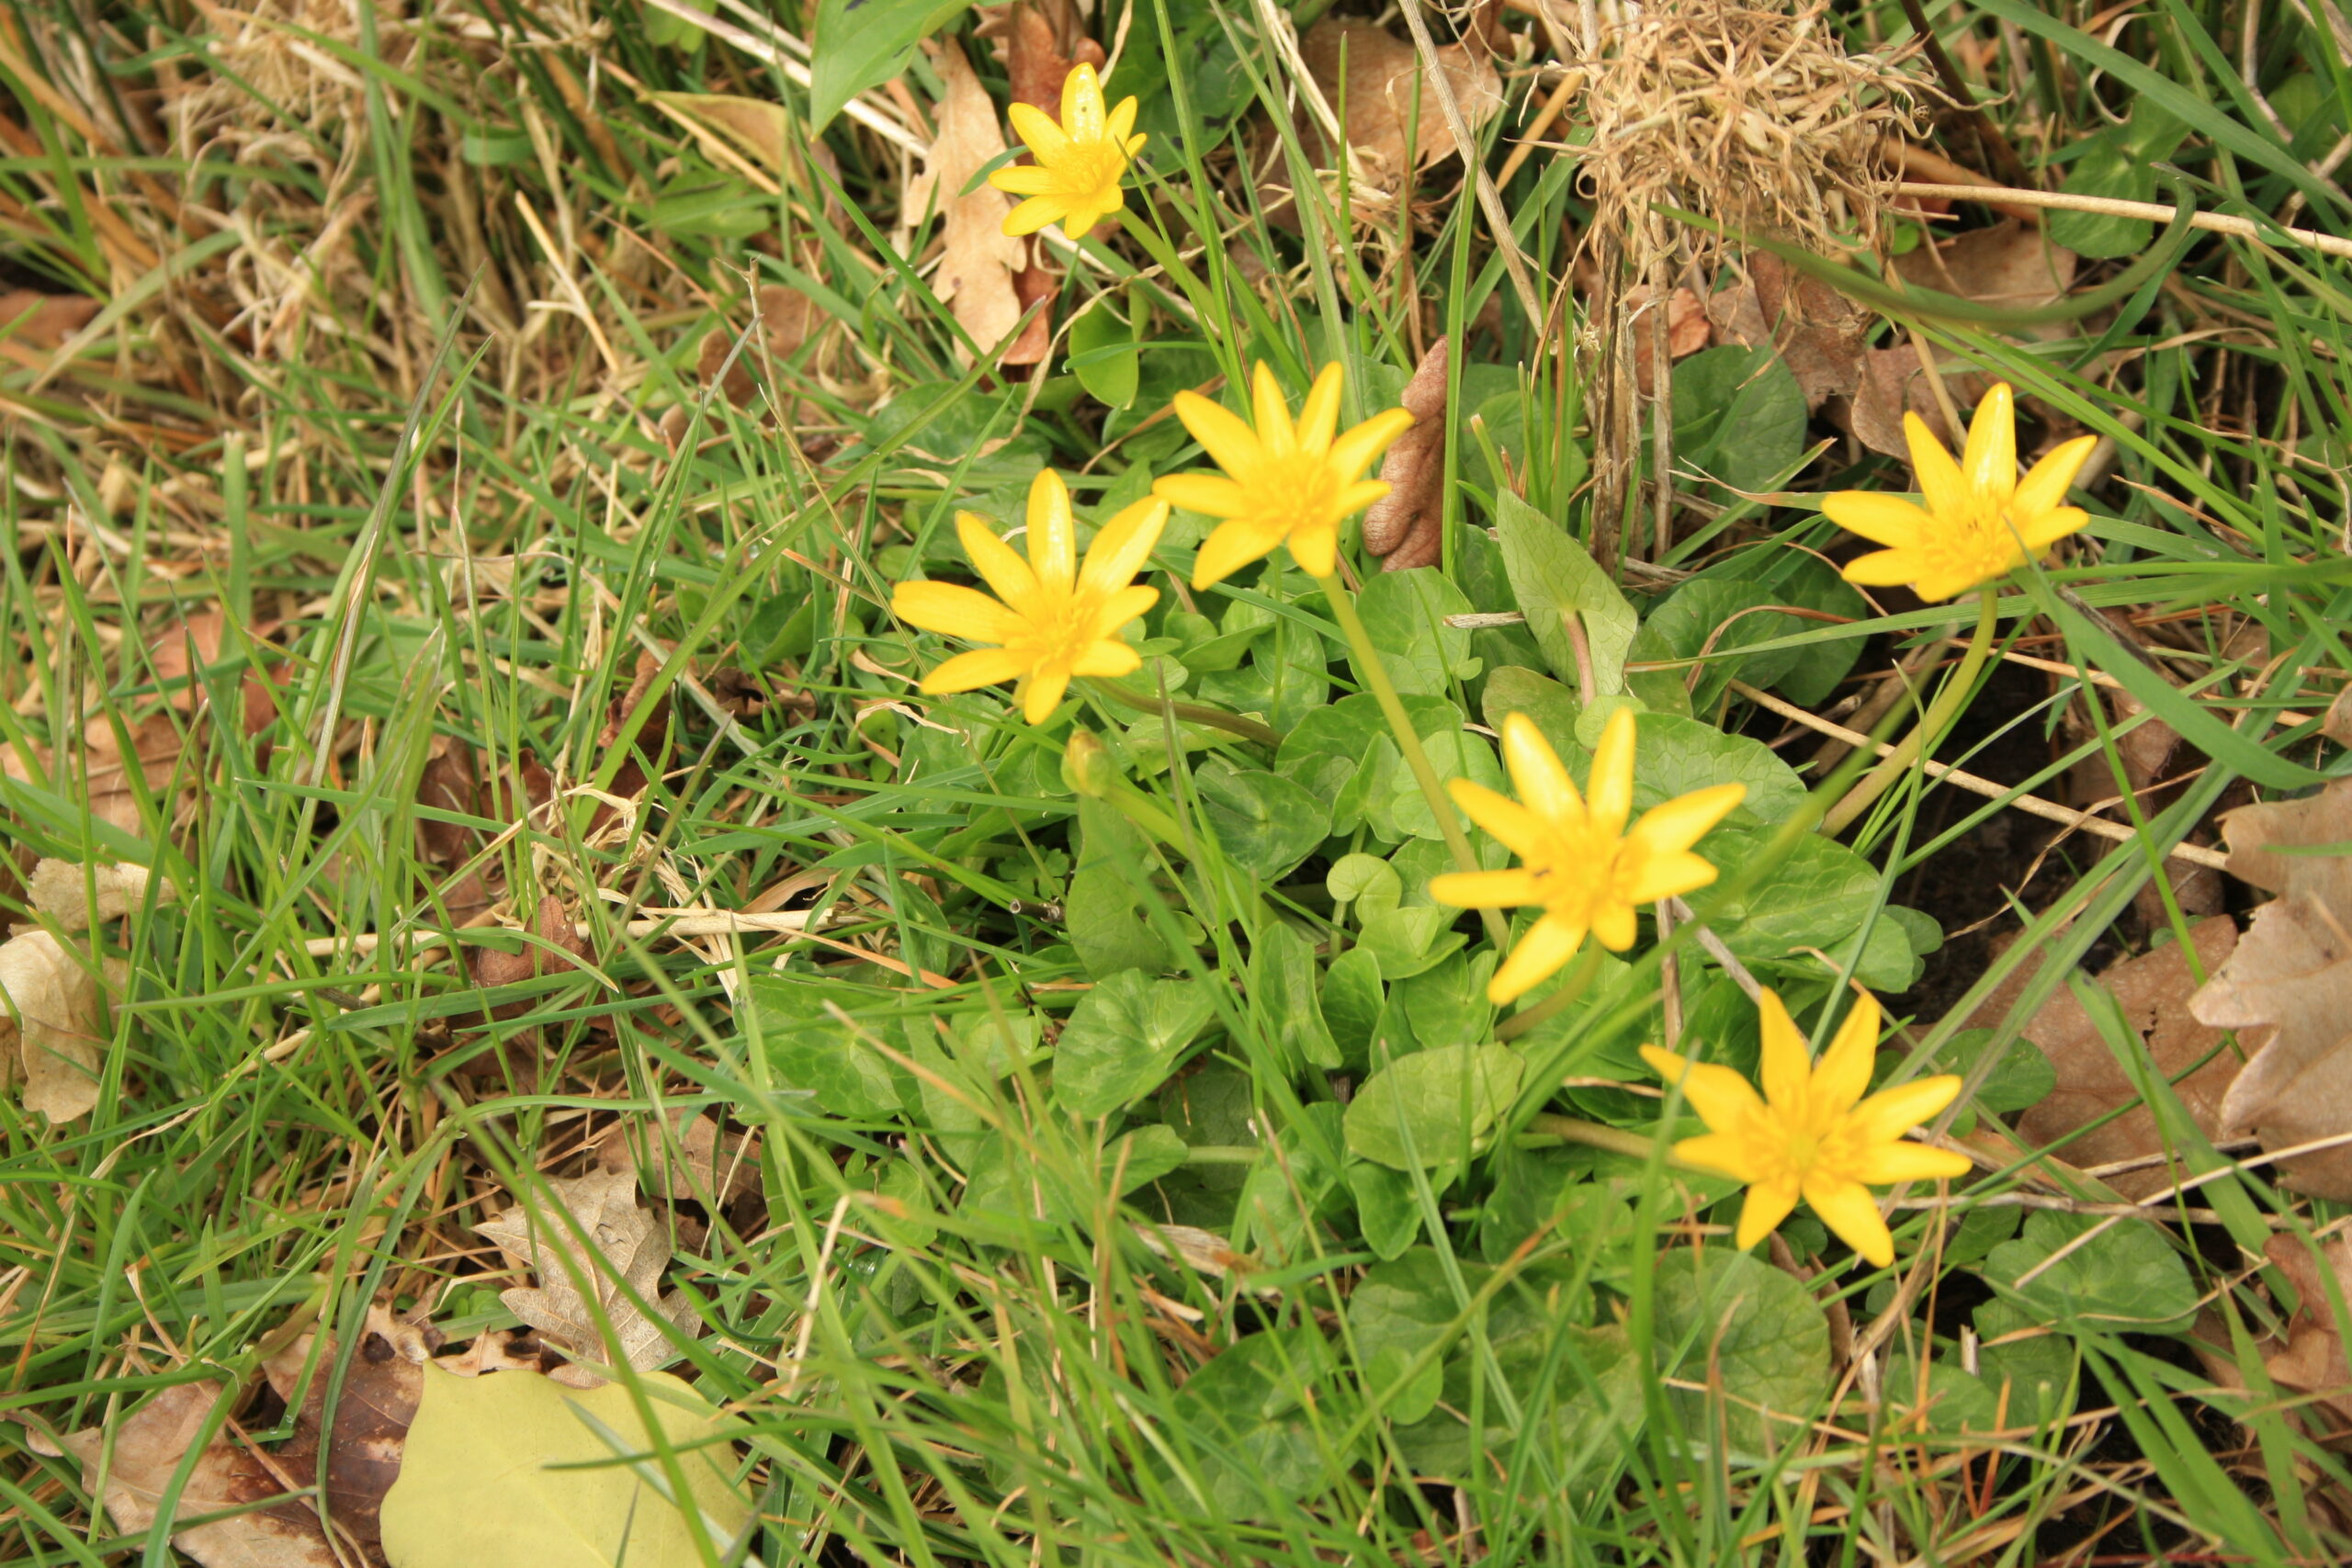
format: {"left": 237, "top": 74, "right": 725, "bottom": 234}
{"left": 1362, "top": 338, "right": 1449, "bottom": 570}
{"left": 473, "top": 1168, "right": 699, "bottom": 1384}
{"left": 1992, "top": 917, "right": 2243, "bottom": 1197}
{"left": 262, "top": 1305, "right": 435, "bottom": 1557}
{"left": 1298, "top": 20, "right": 1500, "bottom": 184}
{"left": 594, "top": 1109, "right": 760, "bottom": 1204}
{"left": 38, "top": 1381, "right": 339, "bottom": 1568}
{"left": 26, "top": 858, "right": 153, "bottom": 928}
{"left": 1, "top": 929, "right": 119, "bottom": 1123}
{"left": 904, "top": 39, "right": 1030, "bottom": 363}
{"left": 1628, "top": 284, "right": 1711, "bottom": 397}
{"left": 1703, "top": 252, "right": 1871, "bottom": 412}
{"left": 0, "top": 290, "right": 100, "bottom": 359}
{"left": 2193, "top": 778, "right": 2352, "bottom": 1200}
{"left": 469, "top": 892, "right": 595, "bottom": 1034}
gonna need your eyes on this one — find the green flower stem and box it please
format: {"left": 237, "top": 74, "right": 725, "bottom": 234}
{"left": 1522, "top": 1113, "right": 1668, "bottom": 1162}
{"left": 1315, "top": 571, "right": 1509, "bottom": 949}
{"left": 1494, "top": 942, "right": 1604, "bottom": 1043}
{"left": 1821, "top": 592, "right": 2002, "bottom": 838}
{"left": 1092, "top": 680, "right": 1282, "bottom": 749}
{"left": 1179, "top": 1145, "right": 1261, "bottom": 1166}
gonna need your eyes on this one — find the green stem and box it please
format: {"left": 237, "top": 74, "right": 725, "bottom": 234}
{"left": 1494, "top": 942, "right": 1605, "bottom": 1043}
{"left": 1822, "top": 593, "right": 2002, "bottom": 837}
{"left": 1316, "top": 572, "right": 1510, "bottom": 948}
{"left": 1524, "top": 1113, "right": 1692, "bottom": 1168}
{"left": 1092, "top": 680, "right": 1282, "bottom": 749}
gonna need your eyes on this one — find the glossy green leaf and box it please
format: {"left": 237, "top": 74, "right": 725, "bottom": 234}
{"left": 1068, "top": 298, "right": 1140, "bottom": 408}
{"left": 808, "top": 0, "right": 971, "bottom": 130}
{"left": 1493, "top": 491, "right": 1636, "bottom": 697}
{"left": 1345, "top": 1043, "right": 1525, "bottom": 1169}
{"left": 1053, "top": 968, "right": 1216, "bottom": 1117}
{"left": 1984, "top": 1210, "right": 2199, "bottom": 1335}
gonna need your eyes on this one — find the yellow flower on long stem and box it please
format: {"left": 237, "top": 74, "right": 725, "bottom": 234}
{"left": 989, "top": 64, "right": 1145, "bottom": 241}
{"left": 1154, "top": 362, "right": 1415, "bottom": 587}
{"left": 891, "top": 468, "right": 1168, "bottom": 726}
{"left": 1430, "top": 709, "right": 1746, "bottom": 1005}
{"left": 1641, "top": 988, "right": 1974, "bottom": 1269}
{"left": 1823, "top": 383, "right": 2098, "bottom": 603}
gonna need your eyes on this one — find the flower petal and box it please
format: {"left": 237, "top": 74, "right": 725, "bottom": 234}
{"left": 2014, "top": 434, "right": 2098, "bottom": 518}
{"left": 989, "top": 164, "right": 1061, "bottom": 197}
{"left": 1590, "top": 897, "right": 1638, "bottom": 951}
{"left": 1062, "top": 63, "right": 1105, "bottom": 140}
{"left": 1089, "top": 583, "right": 1159, "bottom": 636}
{"left": 1500, "top": 712, "right": 1582, "bottom": 822}
{"left": 1912, "top": 562, "right": 1997, "bottom": 603}
{"left": 894, "top": 580, "right": 1023, "bottom": 642}
{"left": 957, "top": 512, "right": 1043, "bottom": 613}
{"left": 1428, "top": 868, "right": 1541, "bottom": 908}
{"left": 1823, "top": 491, "right": 1934, "bottom": 549}
{"left": 1170, "top": 390, "right": 1267, "bottom": 478}
{"left": 1645, "top": 1049, "right": 1768, "bottom": 1133}
{"left": 1755, "top": 988, "right": 1812, "bottom": 1114}
{"left": 1839, "top": 547, "right": 1933, "bottom": 590}
{"left": 1960, "top": 383, "right": 2017, "bottom": 499}
{"left": 919, "top": 646, "right": 1032, "bottom": 694}
{"left": 1069, "top": 638, "right": 1143, "bottom": 678}
{"left": 1848, "top": 1075, "right": 1964, "bottom": 1145}
{"left": 1328, "top": 408, "right": 1416, "bottom": 479}
{"left": 1250, "top": 361, "right": 1295, "bottom": 454}
{"left": 1022, "top": 665, "right": 1073, "bottom": 726}
{"left": 1080, "top": 497, "right": 1169, "bottom": 594}
{"left": 1489, "top": 913, "right": 1585, "bottom": 1004}
{"left": 1332, "top": 479, "right": 1391, "bottom": 515}
{"left": 1904, "top": 412, "right": 1965, "bottom": 521}
{"left": 1622, "top": 851, "right": 1720, "bottom": 906}
{"left": 1152, "top": 474, "right": 1250, "bottom": 518}
{"left": 2019, "top": 503, "right": 2091, "bottom": 552}
{"left": 1001, "top": 196, "right": 1066, "bottom": 237}
{"left": 1027, "top": 468, "right": 1077, "bottom": 592}
{"left": 1628, "top": 782, "right": 1745, "bottom": 857}
{"left": 1006, "top": 101, "right": 1071, "bottom": 162}
{"left": 1848, "top": 1140, "right": 1974, "bottom": 1184}
{"left": 1735, "top": 1179, "right": 1802, "bottom": 1251}
{"left": 1802, "top": 1175, "right": 1894, "bottom": 1268}
{"left": 1811, "top": 990, "right": 1881, "bottom": 1112}
{"left": 1446, "top": 779, "right": 1550, "bottom": 860}
{"left": 1285, "top": 519, "right": 1339, "bottom": 580}
{"left": 1191, "top": 515, "right": 1287, "bottom": 588}
{"left": 1588, "top": 706, "right": 1636, "bottom": 838}
{"left": 1296, "top": 362, "right": 1344, "bottom": 455}
{"left": 1105, "top": 96, "right": 1140, "bottom": 143}
{"left": 1670, "top": 1133, "right": 1763, "bottom": 1183}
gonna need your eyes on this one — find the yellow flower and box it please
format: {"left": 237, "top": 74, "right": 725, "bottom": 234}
{"left": 892, "top": 468, "right": 1168, "bottom": 726}
{"left": 989, "top": 64, "right": 1145, "bottom": 241}
{"left": 1640, "top": 988, "right": 1975, "bottom": 1269}
{"left": 1153, "top": 361, "right": 1415, "bottom": 587}
{"left": 1430, "top": 709, "right": 1746, "bottom": 1005}
{"left": 1823, "top": 383, "right": 2099, "bottom": 603}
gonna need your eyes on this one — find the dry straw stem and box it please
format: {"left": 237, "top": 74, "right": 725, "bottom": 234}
{"left": 1894, "top": 180, "right": 2352, "bottom": 261}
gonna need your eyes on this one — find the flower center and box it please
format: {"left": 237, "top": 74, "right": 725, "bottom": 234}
{"left": 1049, "top": 140, "right": 1127, "bottom": 197}
{"left": 1745, "top": 1098, "right": 1858, "bottom": 1187}
{"left": 1247, "top": 452, "right": 1339, "bottom": 538}
{"left": 1013, "top": 586, "right": 1111, "bottom": 667}
{"left": 1927, "top": 496, "right": 2033, "bottom": 581}
{"left": 1528, "top": 827, "right": 1636, "bottom": 920}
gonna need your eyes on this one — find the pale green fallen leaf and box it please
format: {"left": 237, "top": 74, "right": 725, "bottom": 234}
{"left": 380, "top": 1367, "right": 751, "bottom": 1568}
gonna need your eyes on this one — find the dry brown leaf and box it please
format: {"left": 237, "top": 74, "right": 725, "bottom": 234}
{"left": 1, "top": 929, "right": 115, "bottom": 1123}
{"left": 1891, "top": 220, "right": 2078, "bottom": 337}
{"left": 1993, "top": 918, "right": 2242, "bottom": 1197}
{"left": 1298, "top": 21, "right": 1500, "bottom": 183}
{"left": 473, "top": 1168, "right": 699, "bottom": 1382}
{"left": 904, "top": 40, "right": 1029, "bottom": 362}
{"left": 595, "top": 1109, "right": 760, "bottom": 1204}
{"left": 1703, "top": 253, "right": 1871, "bottom": 412}
{"left": 649, "top": 91, "right": 793, "bottom": 172}
{"left": 0, "top": 290, "right": 101, "bottom": 356}
{"left": 1362, "top": 338, "right": 1449, "bottom": 570}
{"left": 1001, "top": 0, "right": 1104, "bottom": 112}
{"left": 2253, "top": 1231, "right": 2352, "bottom": 1424}
{"left": 40, "top": 1382, "right": 339, "bottom": 1568}
{"left": 2192, "top": 779, "right": 2352, "bottom": 1199}
{"left": 1628, "top": 284, "right": 1711, "bottom": 397}
{"left": 27, "top": 859, "right": 153, "bottom": 928}
{"left": 1845, "top": 348, "right": 1998, "bottom": 462}
{"left": 262, "top": 1305, "right": 432, "bottom": 1558}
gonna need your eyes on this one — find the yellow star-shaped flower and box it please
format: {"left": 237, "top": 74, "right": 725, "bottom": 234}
{"left": 1153, "top": 361, "right": 1415, "bottom": 587}
{"left": 891, "top": 468, "right": 1167, "bottom": 726}
{"left": 1823, "top": 383, "right": 2099, "bottom": 603}
{"left": 1430, "top": 708, "right": 1747, "bottom": 1005}
{"left": 1641, "top": 988, "right": 1975, "bottom": 1269}
{"left": 989, "top": 64, "right": 1145, "bottom": 241}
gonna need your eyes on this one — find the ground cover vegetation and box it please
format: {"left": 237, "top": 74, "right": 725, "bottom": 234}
{"left": 0, "top": 0, "right": 2349, "bottom": 1559}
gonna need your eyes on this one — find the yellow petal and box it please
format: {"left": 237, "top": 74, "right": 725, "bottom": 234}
{"left": 1735, "top": 1179, "right": 1802, "bottom": 1251}
{"left": 1590, "top": 897, "right": 1638, "bottom": 952}
{"left": 1062, "top": 63, "right": 1105, "bottom": 139}
{"left": 1839, "top": 547, "right": 1933, "bottom": 590}
{"left": 1623, "top": 850, "right": 1720, "bottom": 906}
{"left": 2019, "top": 503, "right": 2091, "bottom": 552}
{"left": 1428, "top": 868, "right": 1541, "bottom": 908}
{"left": 1284, "top": 519, "right": 1339, "bottom": 579}
{"left": 1328, "top": 407, "right": 1416, "bottom": 479}
{"left": 1191, "top": 515, "right": 1287, "bottom": 588}
{"left": 1903, "top": 412, "right": 1965, "bottom": 521}
{"left": 1822, "top": 491, "right": 1933, "bottom": 549}
{"left": 1027, "top": 468, "right": 1077, "bottom": 592}
{"left": 1628, "top": 782, "right": 1744, "bottom": 857}
{"left": 1849, "top": 1140, "right": 1974, "bottom": 1184}
{"left": 1069, "top": 638, "right": 1143, "bottom": 678}
{"left": 1488, "top": 914, "right": 1585, "bottom": 1004}
{"left": 1755, "top": 988, "right": 1811, "bottom": 1113}
{"left": 1648, "top": 1054, "right": 1767, "bottom": 1133}
{"left": 1250, "top": 362, "right": 1294, "bottom": 454}
{"left": 1089, "top": 583, "right": 1159, "bottom": 637}
{"left": 1170, "top": 390, "right": 1268, "bottom": 478}
{"left": 893, "top": 581, "right": 1023, "bottom": 642}
{"left": 1446, "top": 779, "right": 1550, "bottom": 860}
{"left": 1333, "top": 479, "right": 1391, "bottom": 515}
{"left": 957, "top": 512, "right": 1043, "bottom": 613}
{"left": 1296, "top": 362, "right": 1343, "bottom": 454}
{"left": 1673, "top": 1132, "right": 1764, "bottom": 1183}
{"left": 2014, "top": 434, "right": 2098, "bottom": 518}
{"left": 1060, "top": 186, "right": 1124, "bottom": 240}
{"left": 920, "top": 646, "right": 1032, "bottom": 694}
{"left": 1960, "top": 383, "right": 2017, "bottom": 499}
{"left": 1079, "top": 498, "right": 1168, "bottom": 594}
{"left": 1153, "top": 474, "right": 1248, "bottom": 518}
{"left": 1639, "top": 1043, "right": 1690, "bottom": 1079}
{"left": 1022, "top": 666, "right": 1073, "bottom": 726}
{"left": 1500, "top": 712, "right": 1582, "bottom": 821}
{"left": 1001, "top": 196, "right": 1065, "bottom": 237}
{"left": 990, "top": 165, "right": 1061, "bottom": 197}
{"left": 1848, "top": 1075, "right": 1964, "bottom": 1145}
{"left": 1105, "top": 96, "right": 1140, "bottom": 144}
{"left": 1006, "top": 101, "right": 1071, "bottom": 162}
{"left": 1913, "top": 559, "right": 2000, "bottom": 603}
{"left": 1587, "top": 706, "right": 1636, "bottom": 837}
{"left": 1802, "top": 1174, "right": 1893, "bottom": 1268}
{"left": 1811, "top": 990, "right": 1880, "bottom": 1111}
